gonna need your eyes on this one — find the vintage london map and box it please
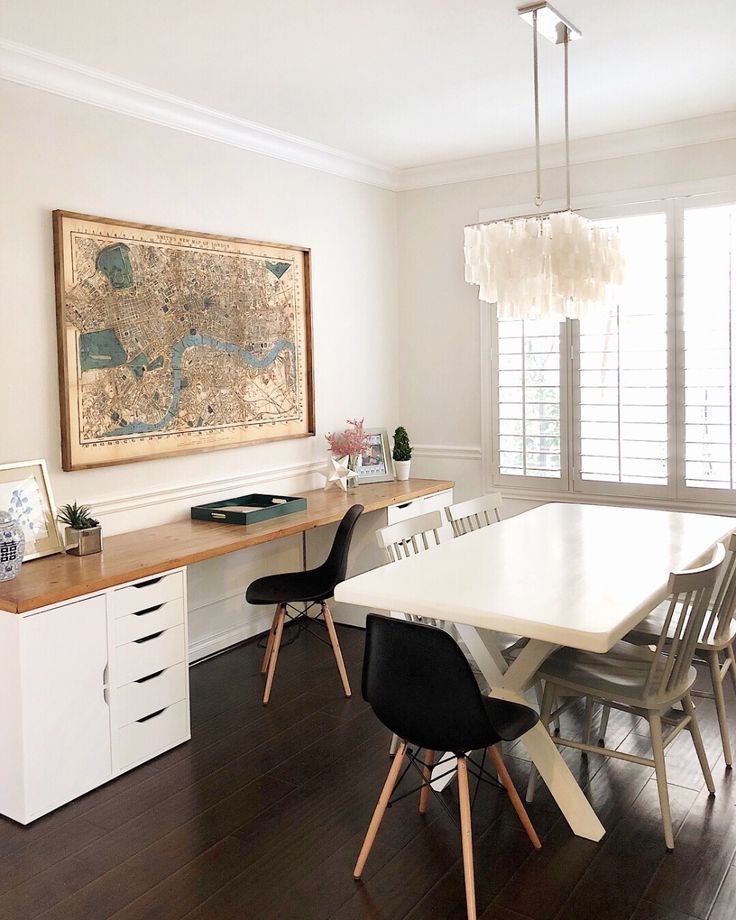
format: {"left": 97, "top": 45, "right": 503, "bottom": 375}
{"left": 53, "top": 212, "right": 313, "bottom": 470}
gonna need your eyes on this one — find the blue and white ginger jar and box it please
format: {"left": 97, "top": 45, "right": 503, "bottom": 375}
{"left": 0, "top": 511, "right": 25, "bottom": 581}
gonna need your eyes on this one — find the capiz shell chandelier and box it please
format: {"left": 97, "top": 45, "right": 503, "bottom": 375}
{"left": 464, "top": 3, "right": 625, "bottom": 321}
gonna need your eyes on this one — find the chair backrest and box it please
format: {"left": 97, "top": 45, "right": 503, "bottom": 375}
{"left": 375, "top": 510, "right": 446, "bottom": 563}
{"left": 644, "top": 543, "right": 726, "bottom": 699}
{"left": 445, "top": 492, "right": 502, "bottom": 537}
{"left": 362, "top": 614, "right": 498, "bottom": 753}
{"left": 702, "top": 532, "right": 736, "bottom": 645}
{"left": 320, "top": 504, "right": 364, "bottom": 588}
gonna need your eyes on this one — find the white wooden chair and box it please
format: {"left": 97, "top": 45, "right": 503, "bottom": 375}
{"left": 598, "top": 531, "right": 736, "bottom": 765}
{"left": 527, "top": 544, "right": 725, "bottom": 850}
{"left": 445, "top": 492, "right": 503, "bottom": 537}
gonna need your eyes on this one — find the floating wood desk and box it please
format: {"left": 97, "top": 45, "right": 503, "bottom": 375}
{"left": 0, "top": 477, "right": 453, "bottom": 825}
{"left": 0, "top": 478, "right": 453, "bottom": 614}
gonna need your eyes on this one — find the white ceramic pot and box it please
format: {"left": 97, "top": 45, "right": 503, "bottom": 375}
{"left": 394, "top": 459, "right": 411, "bottom": 481}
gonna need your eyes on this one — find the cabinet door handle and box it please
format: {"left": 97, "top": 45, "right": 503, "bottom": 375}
{"left": 137, "top": 708, "right": 165, "bottom": 723}
{"left": 132, "top": 604, "right": 164, "bottom": 617}
{"left": 133, "top": 576, "right": 164, "bottom": 589}
{"left": 397, "top": 501, "right": 413, "bottom": 509}
{"left": 134, "top": 630, "right": 164, "bottom": 644}
{"left": 135, "top": 669, "right": 164, "bottom": 684}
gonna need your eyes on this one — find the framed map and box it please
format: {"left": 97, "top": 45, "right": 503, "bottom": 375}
{"left": 53, "top": 211, "right": 314, "bottom": 470}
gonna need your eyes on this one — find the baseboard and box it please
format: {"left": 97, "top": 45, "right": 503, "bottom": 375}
{"left": 188, "top": 610, "right": 274, "bottom": 662}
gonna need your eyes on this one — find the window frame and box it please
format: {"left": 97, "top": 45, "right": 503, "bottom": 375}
{"left": 481, "top": 182, "right": 736, "bottom": 511}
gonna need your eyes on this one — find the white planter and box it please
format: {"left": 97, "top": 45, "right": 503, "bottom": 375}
{"left": 394, "top": 459, "right": 411, "bottom": 481}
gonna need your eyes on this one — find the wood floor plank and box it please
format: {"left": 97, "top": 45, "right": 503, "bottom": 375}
{"left": 708, "top": 865, "right": 736, "bottom": 920}
{"left": 644, "top": 766, "right": 736, "bottom": 919}
{"left": 553, "top": 778, "right": 697, "bottom": 920}
{"left": 630, "top": 900, "right": 700, "bottom": 920}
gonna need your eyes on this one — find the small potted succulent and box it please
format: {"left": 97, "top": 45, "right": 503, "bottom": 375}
{"left": 57, "top": 502, "right": 102, "bottom": 556}
{"left": 392, "top": 426, "right": 412, "bottom": 481}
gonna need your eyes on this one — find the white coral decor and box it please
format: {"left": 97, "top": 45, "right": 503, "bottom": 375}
{"left": 464, "top": 211, "right": 625, "bottom": 320}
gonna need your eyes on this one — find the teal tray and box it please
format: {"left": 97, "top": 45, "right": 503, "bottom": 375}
{"left": 191, "top": 493, "right": 307, "bottom": 526}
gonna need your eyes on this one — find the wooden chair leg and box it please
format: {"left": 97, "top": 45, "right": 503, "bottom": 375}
{"left": 726, "top": 642, "right": 736, "bottom": 697}
{"left": 709, "top": 651, "right": 733, "bottom": 767}
{"left": 682, "top": 692, "right": 716, "bottom": 794}
{"left": 354, "top": 742, "right": 407, "bottom": 879}
{"left": 322, "top": 602, "right": 352, "bottom": 697}
{"left": 419, "top": 750, "right": 435, "bottom": 814}
{"left": 648, "top": 711, "right": 674, "bottom": 850}
{"left": 260, "top": 605, "right": 281, "bottom": 674}
{"left": 488, "top": 746, "right": 541, "bottom": 850}
{"left": 598, "top": 704, "right": 611, "bottom": 745}
{"left": 457, "top": 757, "right": 477, "bottom": 920}
{"left": 262, "top": 606, "right": 286, "bottom": 705}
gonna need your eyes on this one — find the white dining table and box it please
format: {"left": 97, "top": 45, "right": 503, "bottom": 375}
{"left": 335, "top": 502, "right": 736, "bottom": 841}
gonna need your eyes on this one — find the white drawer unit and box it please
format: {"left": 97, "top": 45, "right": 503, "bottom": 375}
{"left": 115, "top": 623, "right": 187, "bottom": 686}
{"left": 116, "top": 700, "right": 189, "bottom": 771}
{"left": 114, "top": 662, "right": 188, "bottom": 727}
{"left": 114, "top": 571, "right": 185, "bottom": 618}
{"left": 115, "top": 598, "right": 185, "bottom": 645}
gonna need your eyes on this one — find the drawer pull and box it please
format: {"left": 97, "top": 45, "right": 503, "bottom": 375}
{"left": 133, "top": 576, "right": 164, "bottom": 589}
{"left": 134, "top": 630, "right": 164, "bottom": 644}
{"left": 135, "top": 669, "right": 165, "bottom": 684}
{"left": 397, "top": 501, "right": 413, "bottom": 509}
{"left": 132, "top": 604, "right": 164, "bottom": 617}
{"left": 137, "top": 708, "right": 165, "bottom": 723}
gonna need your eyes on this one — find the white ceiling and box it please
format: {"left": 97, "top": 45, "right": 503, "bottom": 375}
{"left": 2, "top": 0, "right": 735, "bottom": 170}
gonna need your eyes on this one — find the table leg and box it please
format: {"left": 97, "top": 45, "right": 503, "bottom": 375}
{"left": 454, "top": 625, "right": 605, "bottom": 843}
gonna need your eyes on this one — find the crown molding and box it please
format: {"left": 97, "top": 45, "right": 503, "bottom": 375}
{"left": 397, "top": 111, "right": 736, "bottom": 190}
{"left": 0, "top": 38, "right": 399, "bottom": 190}
{"left": 2, "top": 39, "right": 735, "bottom": 194}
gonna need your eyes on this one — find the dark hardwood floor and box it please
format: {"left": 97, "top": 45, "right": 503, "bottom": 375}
{"left": 2, "top": 623, "right": 736, "bottom": 919}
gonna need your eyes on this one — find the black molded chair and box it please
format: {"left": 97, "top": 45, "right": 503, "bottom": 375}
{"left": 354, "top": 614, "right": 540, "bottom": 920}
{"left": 246, "top": 504, "right": 363, "bottom": 704}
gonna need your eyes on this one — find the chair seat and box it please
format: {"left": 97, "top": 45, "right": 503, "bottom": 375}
{"left": 246, "top": 569, "right": 335, "bottom": 604}
{"left": 537, "top": 640, "right": 697, "bottom": 708}
{"left": 483, "top": 696, "right": 538, "bottom": 741}
{"left": 625, "top": 600, "right": 736, "bottom": 651}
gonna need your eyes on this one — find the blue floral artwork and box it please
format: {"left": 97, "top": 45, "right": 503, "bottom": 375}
{"left": 0, "top": 477, "right": 49, "bottom": 554}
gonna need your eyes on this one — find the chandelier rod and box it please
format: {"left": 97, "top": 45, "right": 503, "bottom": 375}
{"left": 563, "top": 24, "right": 571, "bottom": 211}
{"left": 533, "top": 9, "right": 542, "bottom": 209}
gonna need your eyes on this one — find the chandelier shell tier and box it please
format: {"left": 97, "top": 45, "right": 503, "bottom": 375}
{"left": 464, "top": 210, "right": 625, "bottom": 320}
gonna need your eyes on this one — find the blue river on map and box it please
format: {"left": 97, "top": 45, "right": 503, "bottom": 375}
{"left": 101, "top": 333, "right": 296, "bottom": 437}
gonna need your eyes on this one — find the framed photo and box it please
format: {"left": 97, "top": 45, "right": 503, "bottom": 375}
{"left": 53, "top": 211, "right": 314, "bottom": 470}
{"left": 0, "top": 460, "right": 64, "bottom": 561}
{"left": 357, "top": 429, "right": 394, "bottom": 484}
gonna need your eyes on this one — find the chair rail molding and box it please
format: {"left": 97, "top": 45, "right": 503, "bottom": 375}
{"left": 90, "top": 458, "right": 325, "bottom": 520}
{"left": 412, "top": 445, "right": 482, "bottom": 462}
{"left": 0, "top": 38, "right": 398, "bottom": 190}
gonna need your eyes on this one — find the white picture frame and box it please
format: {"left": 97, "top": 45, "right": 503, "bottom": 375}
{"left": 356, "top": 428, "right": 394, "bottom": 484}
{"left": 0, "top": 460, "right": 64, "bottom": 561}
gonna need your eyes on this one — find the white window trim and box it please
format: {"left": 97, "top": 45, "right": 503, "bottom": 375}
{"left": 480, "top": 174, "right": 736, "bottom": 512}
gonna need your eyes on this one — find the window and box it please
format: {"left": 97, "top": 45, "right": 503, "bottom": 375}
{"left": 485, "top": 193, "right": 736, "bottom": 507}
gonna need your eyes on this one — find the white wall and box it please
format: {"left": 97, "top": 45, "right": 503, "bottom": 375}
{"left": 398, "top": 138, "right": 736, "bottom": 507}
{"left": 0, "top": 80, "right": 399, "bottom": 656}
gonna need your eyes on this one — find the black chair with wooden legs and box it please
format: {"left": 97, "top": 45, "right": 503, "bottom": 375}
{"left": 354, "top": 614, "right": 541, "bottom": 920}
{"left": 246, "top": 504, "right": 363, "bottom": 705}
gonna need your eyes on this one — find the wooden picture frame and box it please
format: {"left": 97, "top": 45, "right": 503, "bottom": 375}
{"left": 356, "top": 428, "right": 395, "bottom": 484}
{"left": 53, "top": 211, "right": 315, "bottom": 470}
{"left": 0, "top": 460, "right": 63, "bottom": 561}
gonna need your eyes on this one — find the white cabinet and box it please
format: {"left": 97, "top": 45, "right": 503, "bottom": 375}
{"left": 0, "top": 567, "right": 190, "bottom": 825}
{"left": 0, "top": 595, "right": 112, "bottom": 824}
